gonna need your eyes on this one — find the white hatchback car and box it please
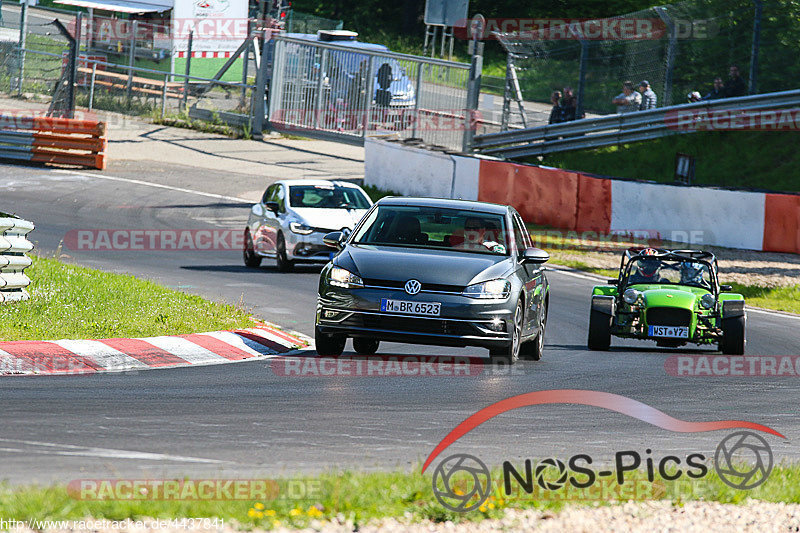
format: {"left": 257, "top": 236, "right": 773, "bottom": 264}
{"left": 244, "top": 180, "right": 373, "bottom": 271}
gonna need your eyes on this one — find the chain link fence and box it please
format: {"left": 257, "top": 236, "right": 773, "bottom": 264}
{"left": 493, "top": 0, "right": 797, "bottom": 122}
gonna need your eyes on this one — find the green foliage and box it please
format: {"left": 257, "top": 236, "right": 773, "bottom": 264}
{"left": 0, "top": 255, "right": 255, "bottom": 341}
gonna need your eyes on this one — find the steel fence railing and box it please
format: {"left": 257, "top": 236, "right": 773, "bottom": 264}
{"left": 473, "top": 88, "right": 800, "bottom": 158}
{"left": 268, "top": 35, "right": 472, "bottom": 151}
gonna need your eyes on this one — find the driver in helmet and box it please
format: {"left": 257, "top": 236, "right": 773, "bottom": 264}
{"left": 628, "top": 249, "right": 665, "bottom": 285}
{"left": 680, "top": 261, "right": 706, "bottom": 285}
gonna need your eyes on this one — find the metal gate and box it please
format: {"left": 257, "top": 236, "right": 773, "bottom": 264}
{"left": 268, "top": 35, "right": 471, "bottom": 151}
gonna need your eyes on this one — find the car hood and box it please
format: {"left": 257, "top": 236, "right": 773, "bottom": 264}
{"left": 338, "top": 244, "right": 512, "bottom": 287}
{"left": 291, "top": 208, "right": 369, "bottom": 232}
{"left": 638, "top": 287, "right": 698, "bottom": 308}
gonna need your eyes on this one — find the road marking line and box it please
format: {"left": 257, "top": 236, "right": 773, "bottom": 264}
{"left": 0, "top": 438, "right": 228, "bottom": 463}
{"left": 51, "top": 169, "right": 250, "bottom": 203}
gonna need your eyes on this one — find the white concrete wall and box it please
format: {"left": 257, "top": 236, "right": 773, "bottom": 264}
{"left": 364, "top": 138, "right": 455, "bottom": 198}
{"left": 450, "top": 156, "right": 480, "bottom": 201}
{"left": 610, "top": 180, "right": 766, "bottom": 250}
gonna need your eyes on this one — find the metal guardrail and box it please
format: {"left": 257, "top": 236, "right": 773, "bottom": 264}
{"left": 0, "top": 216, "right": 34, "bottom": 303}
{"left": 473, "top": 89, "right": 800, "bottom": 158}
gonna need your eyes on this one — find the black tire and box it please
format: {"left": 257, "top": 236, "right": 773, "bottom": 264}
{"left": 588, "top": 308, "right": 612, "bottom": 351}
{"left": 489, "top": 299, "right": 523, "bottom": 365}
{"left": 276, "top": 232, "right": 294, "bottom": 272}
{"left": 521, "top": 298, "right": 547, "bottom": 361}
{"left": 315, "top": 326, "right": 345, "bottom": 356}
{"left": 353, "top": 338, "right": 380, "bottom": 355}
{"left": 243, "top": 230, "right": 262, "bottom": 268}
{"left": 720, "top": 314, "right": 745, "bottom": 355}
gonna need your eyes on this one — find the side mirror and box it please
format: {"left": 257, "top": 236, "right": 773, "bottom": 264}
{"left": 323, "top": 231, "right": 344, "bottom": 249}
{"left": 521, "top": 247, "right": 549, "bottom": 264}
{"left": 265, "top": 201, "right": 280, "bottom": 214}
{"left": 607, "top": 279, "right": 619, "bottom": 285}
{"left": 720, "top": 284, "right": 733, "bottom": 292}
{"left": 251, "top": 204, "right": 264, "bottom": 216}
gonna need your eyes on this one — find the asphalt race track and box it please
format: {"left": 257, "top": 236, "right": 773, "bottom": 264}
{"left": 1, "top": 163, "right": 797, "bottom": 485}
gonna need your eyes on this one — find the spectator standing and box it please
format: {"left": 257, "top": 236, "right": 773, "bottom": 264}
{"left": 638, "top": 80, "right": 657, "bottom": 110}
{"left": 701, "top": 77, "right": 725, "bottom": 100}
{"left": 548, "top": 90, "right": 564, "bottom": 124}
{"left": 724, "top": 65, "right": 747, "bottom": 97}
{"left": 560, "top": 86, "right": 577, "bottom": 121}
{"left": 612, "top": 81, "right": 642, "bottom": 114}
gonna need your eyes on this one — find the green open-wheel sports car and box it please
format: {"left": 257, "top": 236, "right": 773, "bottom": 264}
{"left": 588, "top": 248, "right": 745, "bottom": 354}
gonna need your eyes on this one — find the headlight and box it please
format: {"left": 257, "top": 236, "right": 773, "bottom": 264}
{"left": 462, "top": 279, "right": 511, "bottom": 299}
{"left": 623, "top": 288, "right": 643, "bottom": 305}
{"left": 289, "top": 222, "right": 314, "bottom": 235}
{"left": 700, "top": 293, "right": 716, "bottom": 309}
{"left": 329, "top": 266, "right": 364, "bottom": 289}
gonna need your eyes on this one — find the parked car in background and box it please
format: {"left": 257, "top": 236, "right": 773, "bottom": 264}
{"left": 244, "top": 180, "right": 373, "bottom": 271}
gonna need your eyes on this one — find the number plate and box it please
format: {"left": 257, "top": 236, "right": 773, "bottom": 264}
{"left": 380, "top": 299, "right": 441, "bottom": 316}
{"left": 648, "top": 325, "right": 689, "bottom": 338}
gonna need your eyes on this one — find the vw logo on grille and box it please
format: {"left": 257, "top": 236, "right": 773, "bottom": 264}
{"left": 404, "top": 279, "right": 422, "bottom": 295}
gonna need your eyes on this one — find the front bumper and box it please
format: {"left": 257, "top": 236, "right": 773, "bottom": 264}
{"left": 316, "top": 286, "right": 515, "bottom": 349}
{"left": 285, "top": 230, "right": 337, "bottom": 263}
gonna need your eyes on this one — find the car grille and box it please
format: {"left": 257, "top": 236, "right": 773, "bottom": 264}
{"left": 647, "top": 307, "right": 692, "bottom": 327}
{"left": 342, "top": 314, "right": 479, "bottom": 336}
{"left": 361, "top": 278, "right": 465, "bottom": 293}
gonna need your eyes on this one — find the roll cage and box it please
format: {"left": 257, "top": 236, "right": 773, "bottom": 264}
{"left": 614, "top": 248, "right": 722, "bottom": 296}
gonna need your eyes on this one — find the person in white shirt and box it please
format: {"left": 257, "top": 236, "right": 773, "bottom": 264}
{"left": 612, "top": 81, "right": 642, "bottom": 114}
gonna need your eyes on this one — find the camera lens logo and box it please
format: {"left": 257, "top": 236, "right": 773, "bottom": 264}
{"left": 432, "top": 454, "right": 491, "bottom": 512}
{"left": 714, "top": 431, "right": 773, "bottom": 490}
{"left": 535, "top": 458, "right": 568, "bottom": 490}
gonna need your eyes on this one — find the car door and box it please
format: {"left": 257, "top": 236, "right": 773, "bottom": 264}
{"left": 254, "top": 184, "right": 279, "bottom": 255}
{"left": 511, "top": 212, "right": 545, "bottom": 337}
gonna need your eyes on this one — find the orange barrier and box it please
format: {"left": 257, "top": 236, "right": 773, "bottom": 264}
{"left": 575, "top": 174, "right": 612, "bottom": 232}
{"left": 0, "top": 117, "right": 107, "bottom": 170}
{"left": 478, "top": 160, "right": 579, "bottom": 229}
{"left": 763, "top": 193, "right": 800, "bottom": 254}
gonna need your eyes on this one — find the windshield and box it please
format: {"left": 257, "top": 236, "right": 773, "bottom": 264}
{"left": 626, "top": 258, "right": 712, "bottom": 289}
{"left": 352, "top": 205, "right": 509, "bottom": 255}
{"left": 289, "top": 185, "right": 371, "bottom": 209}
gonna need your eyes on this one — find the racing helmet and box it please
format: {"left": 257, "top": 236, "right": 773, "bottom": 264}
{"left": 681, "top": 261, "right": 705, "bottom": 284}
{"left": 638, "top": 259, "right": 661, "bottom": 278}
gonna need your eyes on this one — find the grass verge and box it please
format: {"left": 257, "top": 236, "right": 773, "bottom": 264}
{"left": 1, "top": 464, "right": 798, "bottom": 530}
{"left": 0, "top": 255, "right": 255, "bottom": 341}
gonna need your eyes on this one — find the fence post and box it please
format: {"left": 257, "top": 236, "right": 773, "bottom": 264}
{"left": 68, "top": 12, "right": 82, "bottom": 119}
{"left": 411, "top": 62, "right": 424, "bottom": 138}
{"left": 462, "top": 24, "right": 484, "bottom": 153}
{"left": 655, "top": 7, "right": 676, "bottom": 107}
{"left": 17, "top": 2, "right": 27, "bottom": 96}
{"left": 361, "top": 55, "right": 375, "bottom": 139}
{"left": 577, "top": 39, "right": 588, "bottom": 119}
{"left": 749, "top": 0, "right": 762, "bottom": 95}
{"left": 126, "top": 20, "right": 137, "bottom": 101}
{"left": 252, "top": 34, "right": 269, "bottom": 138}
{"left": 161, "top": 74, "right": 168, "bottom": 118}
{"left": 88, "top": 62, "right": 96, "bottom": 110}
{"left": 181, "top": 31, "right": 193, "bottom": 112}
{"left": 240, "top": 19, "right": 252, "bottom": 110}
{"left": 312, "top": 48, "right": 329, "bottom": 130}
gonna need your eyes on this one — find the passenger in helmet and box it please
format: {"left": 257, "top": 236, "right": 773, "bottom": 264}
{"left": 680, "top": 261, "right": 706, "bottom": 286}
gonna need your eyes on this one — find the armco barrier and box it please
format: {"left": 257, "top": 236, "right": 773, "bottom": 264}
{"left": 364, "top": 138, "right": 800, "bottom": 253}
{"left": 0, "top": 115, "right": 108, "bottom": 170}
{"left": 0, "top": 216, "right": 34, "bottom": 303}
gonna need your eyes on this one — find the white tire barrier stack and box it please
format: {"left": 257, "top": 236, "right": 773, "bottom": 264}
{"left": 0, "top": 215, "right": 34, "bottom": 303}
